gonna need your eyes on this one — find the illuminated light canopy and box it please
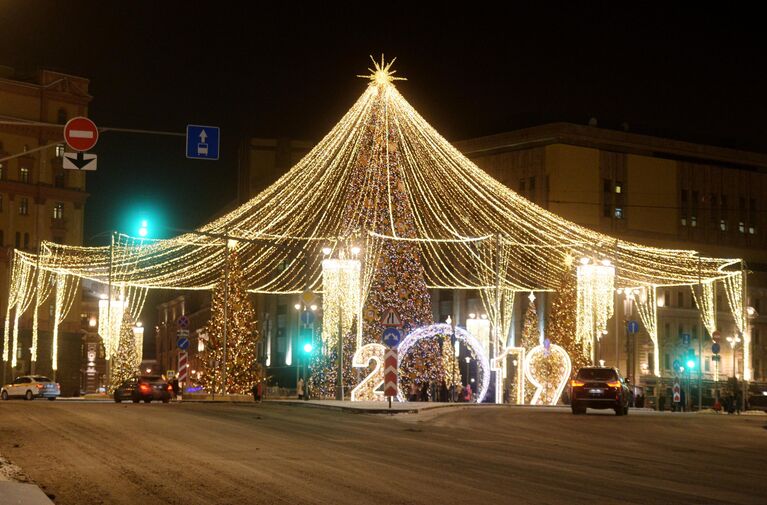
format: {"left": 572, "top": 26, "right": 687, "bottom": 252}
{"left": 321, "top": 257, "right": 361, "bottom": 351}
{"left": 1, "top": 57, "right": 746, "bottom": 381}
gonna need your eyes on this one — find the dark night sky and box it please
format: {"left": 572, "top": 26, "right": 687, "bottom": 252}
{"left": 0, "top": 2, "right": 765, "bottom": 242}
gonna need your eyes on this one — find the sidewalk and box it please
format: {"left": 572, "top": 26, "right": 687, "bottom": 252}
{"left": 0, "top": 453, "right": 53, "bottom": 505}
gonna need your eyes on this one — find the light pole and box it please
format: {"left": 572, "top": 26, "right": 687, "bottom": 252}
{"left": 726, "top": 334, "right": 741, "bottom": 380}
{"left": 464, "top": 356, "right": 471, "bottom": 402}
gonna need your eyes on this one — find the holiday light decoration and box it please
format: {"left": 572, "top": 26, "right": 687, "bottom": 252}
{"left": 545, "top": 260, "right": 589, "bottom": 381}
{"left": 396, "top": 323, "right": 490, "bottom": 402}
{"left": 350, "top": 343, "right": 386, "bottom": 401}
{"left": 321, "top": 257, "right": 361, "bottom": 351}
{"left": 576, "top": 259, "right": 615, "bottom": 364}
{"left": 109, "top": 312, "right": 140, "bottom": 393}
{"left": 633, "top": 286, "right": 660, "bottom": 377}
{"left": 491, "top": 346, "right": 525, "bottom": 404}
{"left": 1, "top": 57, "right": 746, "bottom": 386}
{"left": 723, "top": 270, "right": 750, "bottom": 380}
{"left": 691, "top": 280, "right": 717, "bottom": 338}
{"left": 51, "top": 273, "right": 78, "bottom": 371}
{"left": 524, "top": 343, "right": 572, "bottom": 405}
{"left": 98, "top": 296, "right": 127, "bottom": 360}
{"left": 466, "top": 314, "right": 491, "bottom": 358}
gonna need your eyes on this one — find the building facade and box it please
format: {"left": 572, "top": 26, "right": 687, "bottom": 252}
{"left": 0, "top": 67, "right": 91, "bottom": 394}
{"left": 453, "top": 122, "right": 767, "bottom": 405}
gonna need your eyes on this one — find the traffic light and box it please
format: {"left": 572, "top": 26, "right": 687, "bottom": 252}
{"left": 299, "top": 327, "right": 313, "bottom": 354}
{"left": 686, "top": 359, "right": 695, "bottom": 370}
{"left": 138, "top": 219, "right": 148, "bottom": 237}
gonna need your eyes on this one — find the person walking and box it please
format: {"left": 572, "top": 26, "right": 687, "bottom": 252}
{"left": 735, "top": 388, "right": 743, "bottom": 415}
{"left": 464, "top": 383, "right": 473, "bottom": 403}
{"left": 297, "top": 377, "right": 304, "bottom": 401}
{"left": 171, "top": 377, "right": 180, "bottom": 400}
{"left": 251, "top": 382, "right": 260, "bottom": 402}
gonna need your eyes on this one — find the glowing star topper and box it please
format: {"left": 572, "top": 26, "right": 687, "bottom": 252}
{"left": 357, "top": 54, "right": 407, "bottom": 86}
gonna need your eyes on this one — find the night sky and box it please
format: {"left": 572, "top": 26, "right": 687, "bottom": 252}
{"left": 0, "top": 3, "right": 765, "bottom": 243}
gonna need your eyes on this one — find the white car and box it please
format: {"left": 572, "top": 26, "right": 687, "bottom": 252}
{"left": 1, "top": 375, "right": 60, "bottom": 401}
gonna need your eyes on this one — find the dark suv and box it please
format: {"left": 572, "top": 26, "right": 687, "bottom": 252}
{"left": 570, "top": 367, "right": 630, "bottom": 416}
{"left": 114, "top": 376, "right": 172, "bottom": 403}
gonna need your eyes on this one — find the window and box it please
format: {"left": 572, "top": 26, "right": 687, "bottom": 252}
{"left": 677, "top": 291, "right": 684, "bottom": 308}
{"left": 710, "top": 193, "right": 717, "bottom": 229}
{"left": 614, "top": 207, "right": 624, "bottom": 219}
{"left": 53, "top": 202, "right": 64, "bottom": 220}
{"left": 603, "top": 179, "right": 612, "bottom": 217}
{"left": 705, "top": 357, "right": 710, "bottom": 372}
{"left": 0, "top": 161, "right": 3, "bottom": 179}
{"left": 57, "top": 108, "right": 67, "bottom": 124}
{"left": 55, "top": 144, "right": 65, "bottom": 158}
{"left": 0, "top": 194, "right": 3, "bottom": 211}
{"left": 648, "top": 352, "right": 654, "bottom": 374}
{"left": 20, "top": 167, "right": 29, "bottom": 183}
{"left": 19, "top": 198, "right": 28, "bottom": 216}
{"left": 23, "top": 232, "right": 29, "bottom": 250}
{"left": 680, "top": 190, "right": 688, "bottom": 226}
{"left": 665, "top": 322, "right": 671, "bottom": 339}
{"left": 720, "top": 195, "right": 728, "bottom": 231}
{"left": 739, "top": 197, "right": 746, "bottom": 233}
{"left": 664, "top": 290, "right": 671, "bottom": 307}
{"left": 615, "top": 182, "right": 623, "bottom": 194}
{"left": 519, "top": 179, "right": 526, "bottom": 194}
{"left": 753, "top": 328, "right": 760, "bottom": 346}
{"left": 0, "top": 230, "right": 3, "bottom": 246}
{"left": 749, "top": 198, "right": 757, "bottom": 234}
{"left": 15, "top": 232, "right": 20, "bottom": 248}
{"left": 664, "top": 353, "right": 671, "bottom": 370}
{"left": 691, "top": 191, "right": 699, "bottom": 227}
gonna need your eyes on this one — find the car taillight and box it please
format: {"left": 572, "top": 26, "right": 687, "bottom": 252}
{"left": 166, "top": 384, "right": 172, "bottom": 391}
{"left": 36, "top": 384, "right": 44, "bottom": 389}
{"left": 56, "top": 383, "right": 60, "bottom": 390}
{"left": 139, "top": 384, "right": 151, "bottom": 392}
{"left": 571, "top": 380, "right": 585, "bottom": 387}
{"left": 606, "top": 380, "right": 621, "bottom": 388}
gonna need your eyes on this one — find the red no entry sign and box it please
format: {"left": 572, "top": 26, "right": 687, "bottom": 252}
{"left": 64, "top": 116, "right": 99, "bottom": 151}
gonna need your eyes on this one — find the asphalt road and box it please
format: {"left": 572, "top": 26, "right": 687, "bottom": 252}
{"left": 0, "top": 401, "right": 765, "bottom": 505}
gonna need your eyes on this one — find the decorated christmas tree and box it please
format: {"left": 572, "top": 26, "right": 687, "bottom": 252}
{"left": 520, "top": 293, "right": 541, "bottom": 402}
{"left": 200, "top": 249, "right": 262, "bottom": 395}
{"left": 546, "top": 260, "right": 591, "bottom": 379}
{"left": 337, "top": 64, "right": 438, "bottom": 396}
{"left": 109, "top": 312, "right": 140, "bottom": 393}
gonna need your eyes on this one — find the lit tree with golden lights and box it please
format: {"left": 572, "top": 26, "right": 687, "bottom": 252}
{"left": 547, "top": 262, "right": 592, "bottom": 380}
{"left": 109, "top": 312, "right": 140, "bottom": 393}
{"left": 520, "top": 293, "right": 540, "bottom": 402}
{"left": 200, "top": 250, "right": 262, "bottom": 395}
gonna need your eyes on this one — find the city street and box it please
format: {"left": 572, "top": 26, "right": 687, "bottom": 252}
{"left": 1, "top": 402, "right": 765, "bottom": 504}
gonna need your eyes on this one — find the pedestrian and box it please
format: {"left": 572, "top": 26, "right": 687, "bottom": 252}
{"left": 251, "top": 382, "right": 260, "bottom": 402}
{"left": 679, "top": 388, "right": 686, "bottom": 412}
{"left": 408, "top": 382, "right": 419, "bottom": 402}
{"left": 171, "top": 377, "right": 180, "bottom": 400}
{"left": 455, "top": 384, "right": 464, "bottom": 402}
{"left": 464, "top": 383, "right": 473, "bottom": 403}
{"left": 297, "top": 377, "right": 304, "bottom": 400}
{"left": 420, "top": 382, "right": 429, "bottom": 402}
{"left": 735, "top": 389, "right": 742, "bottom": 415}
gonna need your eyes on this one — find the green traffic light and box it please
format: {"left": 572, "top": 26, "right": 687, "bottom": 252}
{"left": 686, "top": 359, "right": 695, "bottom": 369}
{"left": 303, "top": 343, "right": 313, "bottom": 353}
{"left": 138, "top": 219, "right": 148, "bottom": 237}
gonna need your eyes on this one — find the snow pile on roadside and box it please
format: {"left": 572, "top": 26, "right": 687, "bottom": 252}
{"left": 0, "top": 453, "right": 31, "bottom": 483}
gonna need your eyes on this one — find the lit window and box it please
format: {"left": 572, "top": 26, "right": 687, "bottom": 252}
{"left": 720, "top": 219, "right": 727, "bottom": 231}
{"left": 681, "top": 217, "right": 687, "bottom": 226}
{"left": 20, "top": 167, "right": 29, "bottom": 183}
{"left": 19, "top": 198, "right": 28, "bottom": 216}
{"left": 739, "top": 221, "right": 745, "bottom": 233}
{"left": 53, "top": 202, "right": 64, "bottom": 220}
{"left": 615, "top": 183, "right": 622, "bottom": 194}
{"left": 614, "top": 207, "right": 624, "bottom": 219}
{"left": 55, "top": 144, "right": 65, "bottom": 158}
{"left": 749, "top": 226, "right": 756, "bottom": 235}
{"left": 690, "top": 216, "right": 697, "bottom": 227}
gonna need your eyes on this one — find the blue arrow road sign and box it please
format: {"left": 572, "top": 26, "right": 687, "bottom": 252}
{"left": 300, "top": 310, "right": 315, "bottom": 326}
{"left": 627, "top": 320, "right": 639, "bottom": 334}
{"left": 177, "top": 337, "right": 190, "bottom": 351}
{"left": 712, "top": 342, "right": 721, "bottom": 354}
{"left": 186, "top": 124, "right": 220, "bottom": 160}
{"left": 382, "top": 327, "right": 402, "bottom": 348}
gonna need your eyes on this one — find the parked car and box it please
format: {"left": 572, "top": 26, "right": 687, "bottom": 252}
{"left": 1, "top": 375, "right": 60, "bottom": 401}
{"left": 114, "top": 376, "right": 172, "bottom": 403}
{"left": 570, "top": 367, "right": 630, "bottom": 416}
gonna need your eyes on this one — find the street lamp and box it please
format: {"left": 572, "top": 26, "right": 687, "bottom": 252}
{"left": 726, "top": 335, "right": 741, "bottom": 379}
{"left": 464, "top": 356, "right": 471, "bottom": 402}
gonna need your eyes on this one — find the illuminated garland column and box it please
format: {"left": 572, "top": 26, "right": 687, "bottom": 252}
{"left": 634, "top": 286, "right": 660, "bottom": 377}
{"left": 51, "top": 274, "right": 65, "bottom": 374}
{"left": 576, "top": 258, "right": 615, "bottom": 365}
{"left": 321, "top": 255, "right": 361, "bottom": 353}
{"left": 742, "top": 265, "right": 751, "bottom": 381}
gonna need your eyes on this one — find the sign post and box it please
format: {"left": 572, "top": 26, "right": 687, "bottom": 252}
{"left": 186, "top": 125, "right": 220, "bottom": 160}
{"left": 384, "top": 349, "right": 398, "bottom": 409}
{"left": 63, "top": 116, "right": 99, "bottom": 170}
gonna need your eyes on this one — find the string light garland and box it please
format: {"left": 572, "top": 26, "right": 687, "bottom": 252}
{"left": 524, "top": 343, "right": 572, "bottom": 405}
{"left": 1, "top": 57, "right": 747, "bottom": 386}
{"left": 633, "top": 286, "right": 660, "bottom": 377}
{"left": 576, "top": 259, "right": 615, "bottom": 364}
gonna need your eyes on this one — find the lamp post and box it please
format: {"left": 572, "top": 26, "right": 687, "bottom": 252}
{"left": 464, "top": 356, "right": 471, "bottom": 402}
{"left": 726, "top": 334, "right": 741, "bottom": 380}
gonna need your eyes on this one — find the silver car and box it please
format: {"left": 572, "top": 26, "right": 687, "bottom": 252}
{"left": 1, "top": 375, "right": 60, "bottom": 401}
